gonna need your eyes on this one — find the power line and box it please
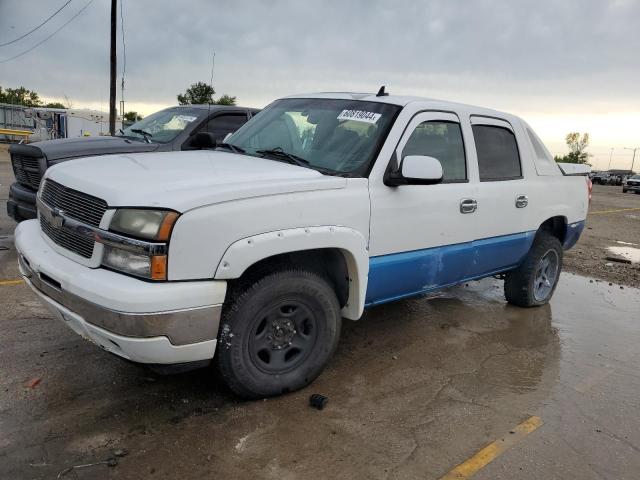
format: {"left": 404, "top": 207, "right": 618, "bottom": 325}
{"left": 0, "top": 0, "right": 73, "bottom": 47}
{"left": 0, "top": 0, "right": 95, "bottom": 64}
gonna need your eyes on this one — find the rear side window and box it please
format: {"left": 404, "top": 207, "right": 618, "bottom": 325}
{"left": 401, "top": 121, "right": 466, "bottom": 182}
{"left": 472, "top": 125, "right": 522, "bottom": 181}
{"left": 205, "top": 114, "right": 248, "bottom": 140}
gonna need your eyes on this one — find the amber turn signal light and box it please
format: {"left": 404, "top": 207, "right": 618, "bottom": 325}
{"left": 151, "top": 255, "right": 168, "bottom": 281}
{"left": 157, "top": 212, "right": 179, "bottom": 242}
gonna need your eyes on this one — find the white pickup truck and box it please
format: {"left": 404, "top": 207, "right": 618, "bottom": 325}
{"left": 15, "top": 91, "right": 590, "bottom": 398}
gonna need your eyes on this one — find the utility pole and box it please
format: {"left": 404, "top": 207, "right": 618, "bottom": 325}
{"left": 109, "top": 0, "right": 117, "bottom": 135}
{"left": 624, "top": 147, "right": 638, "bottom": 174}
{"left": 608, "top": 147, "right": 614, "bottom": 170}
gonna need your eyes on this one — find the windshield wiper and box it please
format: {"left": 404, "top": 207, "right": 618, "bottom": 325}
{"left": 216, "top": 142, "right": 245, "bottom": 154}
{"left": 256, "top": 148, "right": 311, "bottom": 168}
{"left": 130, "top": 128, "right": 153, "bottom": 143}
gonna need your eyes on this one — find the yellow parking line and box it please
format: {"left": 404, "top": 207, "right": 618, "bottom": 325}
{"left": 439, "top": 416, "right": 543, "bottom": 480}
{"left": 0, "top": 279, "right": 23, "bottom": 286}
{"left": 589, "top": 207, "right": 640, "bottom": 215}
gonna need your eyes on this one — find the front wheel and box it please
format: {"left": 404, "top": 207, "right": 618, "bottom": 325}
{"left": 504, "top": 232, "right": 563, "bottom": 307}
{"left": 217, "top": 269, "right": 341, "bottom": 399}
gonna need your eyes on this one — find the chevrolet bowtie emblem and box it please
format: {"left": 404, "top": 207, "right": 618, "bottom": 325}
{"left": 50, "top": 207, "right": 65, "bottom": 228}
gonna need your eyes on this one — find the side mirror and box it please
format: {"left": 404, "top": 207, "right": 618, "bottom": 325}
{"left": 385, "top": 155, "right": 443, "bottom": 186}
{"left": 184, "top": 131, "right": 217, "bottom": 150}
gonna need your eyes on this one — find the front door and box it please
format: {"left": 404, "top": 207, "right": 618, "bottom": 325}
{"left": 367, "top": 111, "right": 479, "bottom": 306}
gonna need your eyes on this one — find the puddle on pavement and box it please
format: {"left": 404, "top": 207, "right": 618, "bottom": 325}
{"left": 607, "top": 245, "right": 640, "bottom": 263}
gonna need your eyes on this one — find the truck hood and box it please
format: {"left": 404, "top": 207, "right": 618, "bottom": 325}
{"left": 45, "top": 150, "right": 347, "bottom": 212}
{"left": 31, "top": 136, "right": 159, "bottom": 162}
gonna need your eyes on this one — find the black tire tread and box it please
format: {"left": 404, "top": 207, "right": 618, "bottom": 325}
{"left": 217, "top": 269, "right": 341, "bottom": 399}
{"left": 504, "top": 232, "right": 563, "bottom": 307}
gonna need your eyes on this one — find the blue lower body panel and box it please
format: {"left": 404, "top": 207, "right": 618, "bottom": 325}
{"left": 563, "top": 220, "right": 585, "bottom": 250}
{"left": 365, "top": 231, "right": 536, "bottom": 307}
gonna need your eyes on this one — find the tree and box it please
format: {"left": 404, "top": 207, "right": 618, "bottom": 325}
{"left": 44, "top": 102, "right": 67, "bottom": 109}
{"left": 0, "top": 86, "right": 42, "bottom": 107}
{"left": 554, "top": 132, "right": 591, "bottom": 165}
{"left": 216, "top": 94, "right": 237, "bottom": 106}
{"left": 177, "top": 82, "right": 236, "bottom": 105}
{"left": 123, "top": 111, "right": 142, "bottom": 123}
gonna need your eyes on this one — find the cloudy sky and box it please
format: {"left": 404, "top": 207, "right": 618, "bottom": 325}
{"left": 1, "top": 0, "right": 639, "bottom": 169}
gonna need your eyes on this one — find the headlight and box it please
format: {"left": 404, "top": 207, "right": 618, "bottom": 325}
{"left": 101, "top": 208, "right": 178, "bottom": 281}
{"left": 110, "top": 209, "right": 178, "bottom": 241}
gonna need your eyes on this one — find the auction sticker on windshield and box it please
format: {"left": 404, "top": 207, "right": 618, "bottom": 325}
{"left": 176, "top": 115, "right": 197, "bottom": 123}
{"left": 337, "top": 110, "right": 381, "bottom": 124}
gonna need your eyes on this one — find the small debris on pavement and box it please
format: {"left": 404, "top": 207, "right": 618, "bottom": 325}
{"left": 392, "top": 355, "right": 399, "bottom": 360}
{"left": 57, "top": 457, "right": 118, "bottom": 478}
{"left": 309, "top": 394, "right": 328, "bottom": 410}
{"left": 112, "top": 448, "right": 129, "bottom": 457}
{"left": 24, "top": 378, "right": 42, "bottom": 389}
{"left": 605, "top": 256, "right": 632, "bottom": 264}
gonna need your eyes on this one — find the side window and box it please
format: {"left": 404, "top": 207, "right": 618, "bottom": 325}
{"left": 204, "top": 114, "right": 248, "bottom": 140}
{"left": 472, "top": 125, "right": 522, "bottom": 181}
{"left": 401, "top": 121, "right": 466, "bottom": 182}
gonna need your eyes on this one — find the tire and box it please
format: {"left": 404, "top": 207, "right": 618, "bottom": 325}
{"left": 504, "top": 232, "right": 563, "bottom": 307}
{"left": 622, "top": 189, "right": 628, "bottom": 193}
{"left": 217, "top": 269, "right": 341, "bottom": 399}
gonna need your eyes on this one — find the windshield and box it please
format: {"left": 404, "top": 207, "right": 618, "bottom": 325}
{"left": 119, "top": 107, "right": 205, "bottom": 143}
{"left": 227, "top": 98, "right": 400, "bottom": 175}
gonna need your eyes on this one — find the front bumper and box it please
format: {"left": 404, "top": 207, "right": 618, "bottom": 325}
{"left": 15, "top": 220, "right": 227, "bottom": 364}
{"left": 624, "top": 184, "right": 640, "bottom": 192}
{"left": 7, "top": 182, "right": 38, "bottom": 222}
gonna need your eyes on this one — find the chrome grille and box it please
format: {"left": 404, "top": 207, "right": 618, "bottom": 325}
{"left": 39, "top": 179, "right": 108, "bottom": 259}
{"left": 11, "top": 154, "right": 42, "bottom": 190}
{"left": 41, "top": 179, "right": 108, "bottom": 227}
{"left": 40, "top": 215, "right": 95, "bottom": 258}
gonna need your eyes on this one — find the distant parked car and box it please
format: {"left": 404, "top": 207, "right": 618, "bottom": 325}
{"left": 7, "top": 105, "right": 259, "bottom": 222}
{"left": 623, "top": 175, "right": 640, "bottom": 193}
{"left": 591, "top": 172, "right": 611, "bottom": 185}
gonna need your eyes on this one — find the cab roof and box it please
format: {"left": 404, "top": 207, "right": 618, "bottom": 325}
{"left": 283, "top": 91, "right": 519, "bottom": 123}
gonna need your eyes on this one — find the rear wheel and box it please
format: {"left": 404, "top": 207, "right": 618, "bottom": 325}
{"left": 504, "top": 232, "right": 563, "bottom": 307}
{"left": 217, "top": 269, "right": 341, "bottom": 399}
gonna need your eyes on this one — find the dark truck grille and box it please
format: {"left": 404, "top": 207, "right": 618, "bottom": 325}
{"left": 39, "top": 179, "right": 109, "bottom": 258}
{"left": 11, "top": 154, "right": 43, "bottom": 190}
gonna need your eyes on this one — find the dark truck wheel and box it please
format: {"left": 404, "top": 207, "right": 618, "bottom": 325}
{"left": 217, "top": 269, "right": 341, "bottom": 399}
{"left": 504, "top": 232, "right": 563, "bottom": 307}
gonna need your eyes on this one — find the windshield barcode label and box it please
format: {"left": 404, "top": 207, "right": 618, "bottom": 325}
{"left": 337, "top": 110, "right": 381, "bottom": 124}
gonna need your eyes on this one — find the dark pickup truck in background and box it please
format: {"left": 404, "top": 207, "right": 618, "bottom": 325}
{"left": 7, "top": 104, "right": 259, "bottom": 221}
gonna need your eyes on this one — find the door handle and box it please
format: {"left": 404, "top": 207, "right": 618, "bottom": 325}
{"left": 515, "top": 195, "right": 528, "bottom": 208}
{"left": 460, "top": 198, "right": 477, "bottom": 214}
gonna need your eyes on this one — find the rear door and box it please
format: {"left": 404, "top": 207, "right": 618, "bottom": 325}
{"left": 468, "top": 116, "right": 533, "bottom": 277}
{"left": 367, "top": 111, "right": 479, "bottom": 305}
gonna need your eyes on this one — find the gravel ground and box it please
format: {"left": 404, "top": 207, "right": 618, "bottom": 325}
{"left": 564, "top": 184, "right": 640, "bottom": 288}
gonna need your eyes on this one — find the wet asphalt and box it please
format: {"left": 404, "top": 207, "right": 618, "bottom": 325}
{"left": 2, "top": 150, "right": 640, "bottom": 479}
